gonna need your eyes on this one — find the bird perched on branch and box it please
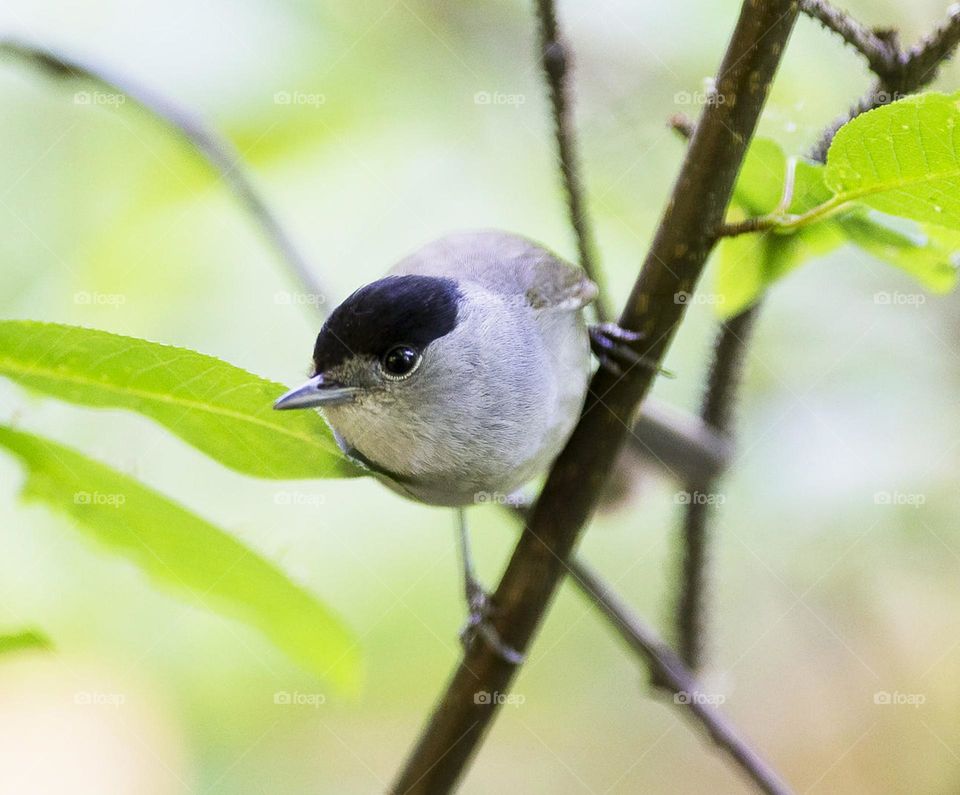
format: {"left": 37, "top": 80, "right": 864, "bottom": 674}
{"left": 274, "top": 230, "right": 652, "bottom": 661}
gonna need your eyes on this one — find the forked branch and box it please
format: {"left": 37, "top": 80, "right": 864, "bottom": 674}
{"left": 391, "top": 1, "right": 800, "bottom": 792}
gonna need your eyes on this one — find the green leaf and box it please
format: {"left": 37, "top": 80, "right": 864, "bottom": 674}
{"left": 0, "top": 425, "right": 360, "bottom": 691}
{"left": 825, "top": 92, "right": 960, "bottom": 229}
{"left": 715, "top": 222, "right": 843, "bottom": 318}
{"left": 732, "top": 137, "right": 786, "bottom": 215}
{"left": 838, "top": 213, "right": 960, "bottom": 292}
{"left": 0, "top": 629, "right": 52, "bottom": 656}
{"left": 0, "top": 321, "right": 361, "bottom": 480}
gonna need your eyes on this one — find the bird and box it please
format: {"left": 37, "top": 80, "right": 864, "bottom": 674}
{"left": 273, "top": 230, "right": 651, "bottom": 662}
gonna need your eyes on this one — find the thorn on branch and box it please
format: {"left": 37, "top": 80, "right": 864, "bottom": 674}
{"left": 799, "top": 0, "right": 900, "bottom": 79}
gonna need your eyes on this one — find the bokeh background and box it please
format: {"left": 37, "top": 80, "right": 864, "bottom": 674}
{"left": 1, "top": 0, "right": 959, "bottom": 792}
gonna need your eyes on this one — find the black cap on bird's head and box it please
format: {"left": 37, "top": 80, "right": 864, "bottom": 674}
{"left": 273, "top": 274, "right": 462, "bottom": 410}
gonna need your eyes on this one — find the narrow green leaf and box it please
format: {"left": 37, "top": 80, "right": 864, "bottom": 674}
{"left": 0, "top": 425, "right": 361, "bottom": 692}
{"left": 0, "top": 321, "right": 361, "bottom": 480}
{"left": 0, "top": 629, "right": 52, "bottom": 656}
{"left": 825, "top": 92, "right": 960, "bottom": 229}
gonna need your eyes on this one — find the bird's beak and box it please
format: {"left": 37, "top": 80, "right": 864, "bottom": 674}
{"left": 273, "top": 374, "right": 359, "bottom": 410}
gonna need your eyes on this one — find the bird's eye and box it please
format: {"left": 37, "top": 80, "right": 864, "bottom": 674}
{"left": 380, "top": 345, "right": 421, "bottom": 379}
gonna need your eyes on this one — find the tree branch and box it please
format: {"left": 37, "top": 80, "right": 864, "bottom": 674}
{"left": 391, "top": 2, "right": 800, "bottom": 791}
{"left": 566, "top": 558, "right": 791, "bottom": 795}
{"left": 798, "top": 0, "right": 898, "bottom": 77}
{"left": 0, "top": 37, "right": 328, "bottom": 305}
{"left": 534, "top": 0, "right": 609, "bottom": 320}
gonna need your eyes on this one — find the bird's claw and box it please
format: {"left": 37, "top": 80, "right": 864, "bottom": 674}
{"left": 589, "top": 322, "right": 675, "bottom": 378}
{"left": 459, "top": 583, "right": 524, "bottom": 665}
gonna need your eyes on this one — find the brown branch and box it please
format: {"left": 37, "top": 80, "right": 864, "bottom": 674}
{"left": 798, "top": 0, "right": 898, "bottom": 77}
{"left": 534, "top": 0, "right": 609, "bottom": 320}
{"left": 391, "top": 2, "right": 800, "bottom": 792}
{"left": 0, "top": 37, "right": 329, "bottom": 307}
{"left": 566, "top": 558, "right": 791, "bottom": 795}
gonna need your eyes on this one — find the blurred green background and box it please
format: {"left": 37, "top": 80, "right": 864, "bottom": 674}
{"left": 2, "top": 0, "right": 960, "bottom": 792}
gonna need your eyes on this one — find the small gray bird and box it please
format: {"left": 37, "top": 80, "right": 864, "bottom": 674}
{"left": 274, "top": 230, "right": 648, "bottom": 661}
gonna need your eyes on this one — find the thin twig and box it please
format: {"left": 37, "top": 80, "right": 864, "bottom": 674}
{"left": 534, "top": 0, "right": 609, "bottom": 320}
{"left": 677, "top": 0, "right": 960, "bottom": 674}
{"left": 567, "top": 558, "right": 792, "bottom": 795}
{"left": 0, "top": 37, "right": 329, "bottom": 307}
{"left": 669, "top": 112, "right": 696, "bottom": 140}
{"left": 798, "top": 0, "right": 898, "bottom": 77}
{"left": 900, "top": 2, "right": 960, "bottom": 88}
{"left": 392, "top": 2, "right": 800, "bottom": 791}
{"left": 676, "top": 306, "right": 760, "bottom": 669}
{"left": 498, "top": 501, "right": 790, "bottom": 794}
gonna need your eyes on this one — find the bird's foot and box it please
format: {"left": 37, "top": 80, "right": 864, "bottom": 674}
{"left": 589, "top": 322, "right": 674, "bottom": 378}
{"left": 459, "top": 581, "right": 524, "bottom": 665}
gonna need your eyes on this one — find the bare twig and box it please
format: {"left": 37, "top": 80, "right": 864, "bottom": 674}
{"left": 676, "top": 306, "right": 760, "bottom": 669}
{"left": 497, "top": 501, "right": 789, "bottom": 794}
{"left": 0, "top": 37, "right": 328, "bottom": 306}
{"left": 391, "top": 2, "right": 800, "bottom": 791}
{"left": 534, "top": 0, "right": 609, "bottom": 320}
{"left": 900, "top": 3, "right": 960, "bottom": 88}
{"left": 798, "top": 0, "right": 898, "bottom": 77}
{"left": 669, "top": 112, "right": 697, "bottom": 140}
{"left": 633, "top": 397, "right": 732, "bottom": 484}
{"left": 567, "top": 558, "right": 791, "bottom": 795}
